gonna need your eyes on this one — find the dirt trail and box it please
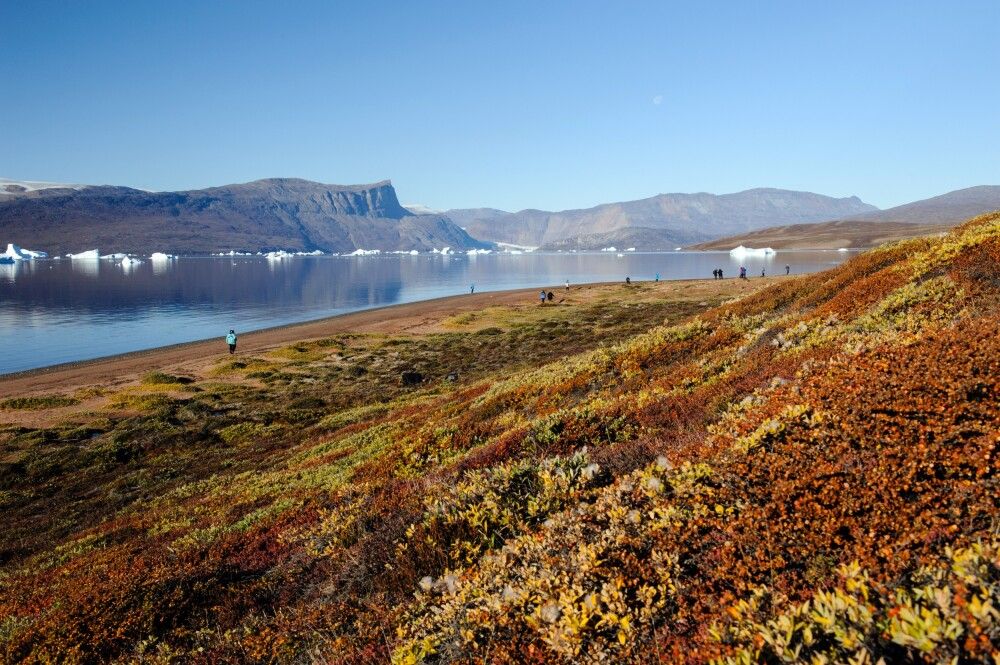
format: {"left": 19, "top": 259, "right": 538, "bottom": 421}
{"left": 0, "top": 278, "right": 773, "bottom": 399}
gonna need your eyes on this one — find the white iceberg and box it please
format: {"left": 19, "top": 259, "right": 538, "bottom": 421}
{"left": 265, "top": 250, "right": 292, "bottom": 259}
{"left": 0, "top": 256, "right": 14, "bottom": 265}
{"left": 100, "top": 252, "right": 129, "bottom": 260}
{"left": 625, "top": 247, "right": 636, "bottom": 252}
{"left": 347, "top": 248, "right": 381, "bottom": 256}
{"left": 4, "top": 243, "right": 47, "bottom": 260}
{"left": 68, "top": 249, "right": 100, "bottom": 259}
{"left": 120, "top": 256, "right": 142, "bottom": 267}
{"left": 466, "top": 248, "right": 492, "bottom": 255}
{"left": 296, "top": 250, "right": 325, "bottom": 256}
{"left": 729, "top": 245, "right": 775, "bottom": 258}
{"left": 150, "top": 252, "right": 176, "bottom": 261}
{"left": 674, "top": 247, "right": 682, "bottom": 251}
{"left": 600, "top": 246, "right": 618, "bottom": 252}
{"left": 837, "top": 247, "right": 849, "bottom": 252}
{"left": 431, "top": 246, "right": 453, "bottom": 255}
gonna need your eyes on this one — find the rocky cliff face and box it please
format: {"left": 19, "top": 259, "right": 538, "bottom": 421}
{"left": 0, "top": 179, "right": 488, "bottom": 254}
{"left": 449, "top": 188, "right": 878, "bottom": 248}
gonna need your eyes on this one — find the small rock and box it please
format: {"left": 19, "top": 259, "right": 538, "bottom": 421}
{"left": 400, "top": 370, "right": 424, "bottom": 386}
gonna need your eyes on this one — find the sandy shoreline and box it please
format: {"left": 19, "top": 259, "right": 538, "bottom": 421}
{"left": 0, "top": 277, "right": 776, "bottom": 399}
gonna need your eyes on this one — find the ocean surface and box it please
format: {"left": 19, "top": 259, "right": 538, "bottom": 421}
{"left": 0, "top": 250, "right": 854, "bottom": 374}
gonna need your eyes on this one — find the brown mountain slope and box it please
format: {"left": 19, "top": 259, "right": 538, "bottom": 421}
{"left": 692, "top": 185, "right": 1000, "bottom": 249}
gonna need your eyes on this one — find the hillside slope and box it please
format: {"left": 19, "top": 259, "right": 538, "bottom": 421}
{"left": 1, "top": 213, "right": 999, "bottom": 663}
{"left": 449, "top": 189, "right": 877, "bottom": 249}
{"left": 692, "top": 185, "right": 1000, "bottom": 249}
{"left": 0, "top": 178, "right": 486, "bottom": 254}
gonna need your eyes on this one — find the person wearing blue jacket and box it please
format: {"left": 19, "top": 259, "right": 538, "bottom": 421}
{"left": 226, "top": 330, "right": 237, "bottom": 354}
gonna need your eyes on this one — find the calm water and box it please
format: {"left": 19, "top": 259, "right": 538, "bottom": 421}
{"left": 0, "top": 251, "right": 852, "bottom": 373}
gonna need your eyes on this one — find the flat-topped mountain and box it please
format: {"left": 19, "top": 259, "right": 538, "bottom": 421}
{"left": 0, "top": 178, "right": 487, "bottom": 254}
{"left": 447, "top": 188, "right": 878, "bottom": 249}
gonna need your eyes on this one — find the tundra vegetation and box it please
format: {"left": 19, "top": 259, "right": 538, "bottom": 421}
{"left": 1, "top": 213, "right": 999, "bottom": 663}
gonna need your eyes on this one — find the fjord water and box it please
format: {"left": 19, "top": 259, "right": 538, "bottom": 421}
{"left": 0, "top": 251, "right": 851, "bottom": 374}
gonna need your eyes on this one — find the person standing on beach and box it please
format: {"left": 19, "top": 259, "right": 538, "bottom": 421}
{"left": 655, "top": 272, "right": 660, "bottom": 282}
{"left": 718, "top": 268, "right": 724, "bottom": 279}
{"left": 785, "top": 265, "right": 790, "bottom": 275}
{"left": 470, "top": 283, "right": 475, "bottom": 294}
{"left": 540, "top": 290, "right": 547, "bottom": 305}
{"left": 226, "top": 329, "right": 237, "bottom": 354}
{"left": 565, "top": 279, "right": 570, "bottom": 290}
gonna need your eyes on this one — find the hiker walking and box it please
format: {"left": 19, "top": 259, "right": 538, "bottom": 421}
{"left": 565, "top": 279, "right": 570, "bottom": 290}
{"left": 470, "top": 283, "right": 475, "bottom": 294}
{"left": 739, "top": 266, "right": 747, "bottom": 280}
{"left": 785, "top": 265, "right": 790, "bottom": 275}
{"left": 712, "top": 269, "right": 719, "bottom": 280}
{"left": 655, "top": 272, "right": 660, "bottom": 282}
{"left": 625, "top": 276, "right": 631, "bottom": 285}
{"left": 761, "top": 268, "right": 766, "bottom": 277}
{"left": 547, "top": 291, "right": 554, "bottom": 302}
{"left": 540, "top": 290, "right": 547, "bottom": 305}
{"left": 226, "top": 329, "right": 237, "bottom": 354}
{"left": 718, "top": 268, "right": 724, "bottom": 279}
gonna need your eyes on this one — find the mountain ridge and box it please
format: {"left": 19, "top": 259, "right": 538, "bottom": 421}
{"left": 446, "top": 188, "right": 878, "bottom": 249}
{"left": 0, "top": 179, "right": 487, "bottom": 254}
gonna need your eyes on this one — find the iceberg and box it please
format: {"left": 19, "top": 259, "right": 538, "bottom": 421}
{"left": 68, "top": 249, "right": 100, "bottom": 259}
{"left": 265, "top": 250, "right": 292, "bottom": 259}
{"left": 347, "top": 248, "right": 381, "bottom": 256}
{"left": 729, "top": 245, "right": 775, "bottom": 258}
{"left": 4, "top": 243, "right": 47, "bottom": 260}
{"left": 600, "top": 247, "right": 618, "bottom": 252}
{"left": 0, "top": 256, "right": 14, "bottom": 265}
{"left": 150, "top": 252, "right": 176, "bottom": 260}
{"left": 625, "top": 247, "right": 636, "bottom": 252}
{"left": 431, "top": 246, "right": 452, "bottom": 255}
{"left": 466, "top": 248, "right": 492, "bottom": 255}
{"left": 120, "top": 256, "right": 142, "bottom": 267}
{"left": 100, "top": 252, "right": 130, "bottom": 260}
{"left": 837, "top": 247, "right": 849, "bottom": 252}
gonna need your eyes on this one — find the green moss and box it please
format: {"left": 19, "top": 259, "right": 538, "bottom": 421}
{"left": 0, "top": 395, "right": 79, "bottom": 410}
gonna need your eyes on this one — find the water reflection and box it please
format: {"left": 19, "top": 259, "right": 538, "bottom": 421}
{"left": 0, "top": 251, "right": 853, "bottom": 373}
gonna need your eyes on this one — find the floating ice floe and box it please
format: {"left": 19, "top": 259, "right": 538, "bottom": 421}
{"left": 100, "top": 252, "right": 129, "bottom": 260}
{"left": 431, "top": 247, "right": 453, "bottom": 255}
{"left": 600, "top": 246, "right": 618, "bottom": 252}
{"left": 265, "top": 250, "right": 293, "bottom": 259}
{"left": 213, "top": 250, "right": 252, "bottom": 257}
{"left": 837, "top": 247, "right": 849, "bottom": 252}
{"left": 4, "top": 243, "right": 48, "bottom": 260}
{"left": 347, "top": 248, "right": 381, "bottom": 256}
{"left": 150, "top": 252, "right": 176, "bottom": 260}
{"left": 466, "top": 248, "right": 492, "bottom": 255}
{"left": 120, "top": 256, "right": 142, "bottom": 267}
{"left": 67, "top": 249, "right": 100, "bottom": 259}
{"left": 674, "top": 247, "right": 682, "bottom": 251}
{"left": 729, "top": 245, "right": 775, "bottom": 258}
{"left": 625, "top": 247, "right": 636, "bottom": 252}
{"left": 496, "top": 242, "right": 537, "bottom": 253}
{"left": 296, "top": 250, "right": 325, "bottom": 256}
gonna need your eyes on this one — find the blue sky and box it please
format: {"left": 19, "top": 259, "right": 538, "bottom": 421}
{"left": 1, "top": 0, "right": 997, "bottom": 211}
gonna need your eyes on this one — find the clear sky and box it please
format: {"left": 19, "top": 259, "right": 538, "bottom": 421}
{"left": 1, "top": 0, "right": 997, "bottom": 211}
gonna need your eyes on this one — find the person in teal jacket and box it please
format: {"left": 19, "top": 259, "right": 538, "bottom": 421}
{"left": 226, "top": 330, "right": 237, "bottom": 354}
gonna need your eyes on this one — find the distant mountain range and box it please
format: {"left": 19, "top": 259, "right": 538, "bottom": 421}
{"left": 692, "top": 186, "right": 1000, "bottom": 250}
{"left": 445, "top": 189, "right": 878, "bottom": 250}
{"left": 0, "top": 179, "right": 486, "bottom": 255}
{"left": 2, "top": 177, "right": 998, "bottom": 255}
